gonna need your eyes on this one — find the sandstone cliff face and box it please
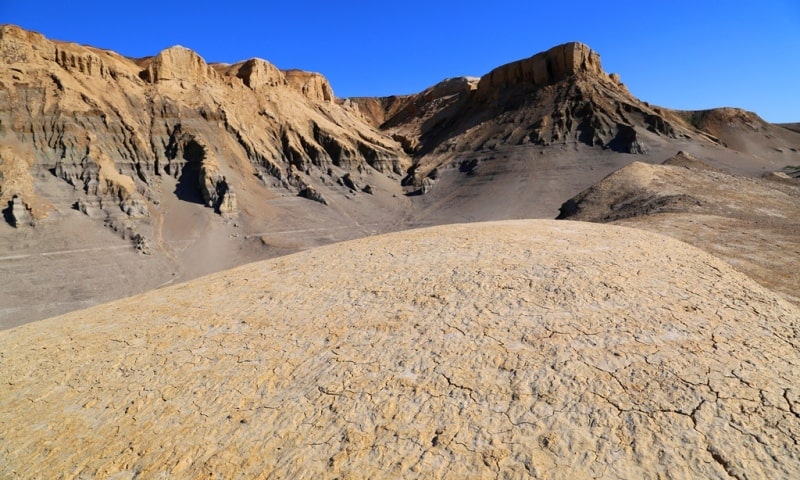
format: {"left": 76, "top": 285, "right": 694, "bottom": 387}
{"left": 475, "top": 42, "right": 603, "bottom": 95}
{"left": 284, "top": 69, "right": 334, "bottom": 102}
{"left": 0, "top": 24, "right": 408, "bottom": 240}
{"left": 139, "top": 46, "right": 219, "bottom": 84}
{"left": 217, "top": 58, "right": 287, "bottom": 90}
{"left": 0, "top": 135, "right": 51, "bottom": 225}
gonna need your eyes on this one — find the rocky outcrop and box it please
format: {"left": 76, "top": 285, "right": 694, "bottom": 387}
{"left": 350, "top": 77, "right": 481, "bottom": 157}
{"left": 298, "top": 185, "right": 327, "bottom": 204}
{"left": 557, "top": 154, "right": 800, "bottom": 304}
{"left": 5, "top": 195, "right": 32, "bottom": 227}
{"left": 198, "top": 163, "right": 232, "bottom": 213}
{"left": 160, "top": 130, "right": 235, "bottom": 213}
{"left": 414, "top": 76, "right": 480, "bottom": 105}
{"left": 139, "top": 46, "right": 218, "bottom": 84}
{"left": 0, "top": 24, "right": 408, "bottom": 242}
{"left": 476, "top": 42, "right": 604, "bottom": 95}
{"left": 661, "top": 150, "right": 719, "bottom": 171}
{"left": 217, "top": 187, "right": 237, "bottom": 214}
{"left": 675, "top": 107, "right": 800, "bottom": 156}
{"left": 337, "top": 172, "right": 358, "bottom": 191}
{"left": 608, "top": 124, "right": 648, "bottom": 154}
{"left": 284, "top": 69, "right": 334, "bottom": 103}
{"left": 345, "top": 96, "right": 398, "bottom": 127}
{"left": 0, "top": 136, "right": 51, "bottom": 225}
{"left": 219, "top": 58, "right": 286, "bottom": 90}
{"left": 680, "top": 107, "right": 764, "bottom": 133}
{"left": 762, "top": 170, "right": 798, "bottom": 184}
{"left": 354, "top": 42, "right": 703, "bottom": 187}
{"left": 0, "top": 24, "right": 52, "bottom": 65}
{"left": 557, "top": 161, "right": 705, "bottom": 221}
{"left": 351, "top": 77, "right": 479, "bottom": 131}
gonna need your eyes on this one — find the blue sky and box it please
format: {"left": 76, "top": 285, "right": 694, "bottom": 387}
{"left": 3, "top": 1, "right": 799, "bottom": 122}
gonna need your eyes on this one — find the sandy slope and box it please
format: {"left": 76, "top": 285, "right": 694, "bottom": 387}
{"left": 2, "top": 220, "right": 798, "bottom": 479}
{"left": 557, "top": 156, "right": 800, "bottom": 306}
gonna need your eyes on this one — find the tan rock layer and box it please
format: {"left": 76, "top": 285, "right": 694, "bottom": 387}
{"left": 0, "top": 133, "right": 51, "bottom": 222}
{"left": 476, "top": 42, "right": 603, "bottom": 93}
{"left": 140, "top": 46, "right": 220, "bottom": 84}
{"left": 1, "top": 220, "right": 798, "bottom": 478}
{"left": 0, "top": 24, "right": 408, "bottom": 233}
{"left": 217, "top": 58, "right": 287, "bottom": 90}
{"left": 284, "top": 69, "right": 334, "bottom": 103}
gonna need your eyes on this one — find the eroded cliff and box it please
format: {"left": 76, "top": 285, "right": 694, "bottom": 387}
{"left": 0, "top": 24, "right": 409, "bottom": 237}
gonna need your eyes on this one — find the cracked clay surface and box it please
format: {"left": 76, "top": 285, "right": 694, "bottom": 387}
{"left": 1, "top": 220, "right": 799, "bottom": 478}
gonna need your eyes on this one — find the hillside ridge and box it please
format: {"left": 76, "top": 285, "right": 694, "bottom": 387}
{"left": 2, "top": 220, "right": 799, "bottom": 478}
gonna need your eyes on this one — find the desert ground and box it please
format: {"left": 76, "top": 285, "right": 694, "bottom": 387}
{"left": 2, "top": 220, "right": 799, "bottom": 478}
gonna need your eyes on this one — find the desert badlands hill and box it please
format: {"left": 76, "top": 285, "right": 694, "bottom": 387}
{"left": 558, "top": 151, "right": 800, "bottom": 305}
{"left": 2, "top": 25, "right": 800, "bottom": 327}
{"left": 2, "top": 220, "right": 800, "bottom": 479}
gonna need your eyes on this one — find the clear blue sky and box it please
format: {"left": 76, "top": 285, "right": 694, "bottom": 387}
{"left": 3, "top": 1, "right": 799, "bottom": 122}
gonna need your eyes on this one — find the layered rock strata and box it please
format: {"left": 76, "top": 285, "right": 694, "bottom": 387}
{"left": 0, "top": 24, "right": 408, "bottom": 237}
{"left": 351, "top": 42, "right": 715, "bottom": 189}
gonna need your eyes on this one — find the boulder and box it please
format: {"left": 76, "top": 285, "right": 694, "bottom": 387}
{"left": 217, "top": 188, "right": 237, "bottom": 215}
{"left": 298, "top": 185, "right": 328, "bottom": 204}
{"left": 6, "top": 195, "right": 32, "bottom": 227}
{"left": 338, "top": 172, "right": 358, "bottom": 191}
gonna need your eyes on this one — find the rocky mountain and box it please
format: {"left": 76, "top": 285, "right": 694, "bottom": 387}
{"left": 352, "top": 42, "right": 800, "bottom": 192}
{"left": 1, "top": 25, "right": 799, "bottom": 327}
{"left": 352, "top": 42, "right": 702, "bottom": 186}
{"left": 345, "top": 44, "right": 800, "bottom": 242}
{"left": 0, "top": 24, "right": 408, "bottom": 227}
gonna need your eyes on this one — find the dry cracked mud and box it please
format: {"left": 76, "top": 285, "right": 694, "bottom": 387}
{"left": 1, "top": 220, "right": 799, "bottom": 479}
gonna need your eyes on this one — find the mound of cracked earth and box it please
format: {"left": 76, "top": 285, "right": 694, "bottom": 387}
{"left": 1, "top": 220, "right": 799, "bottom": 478}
